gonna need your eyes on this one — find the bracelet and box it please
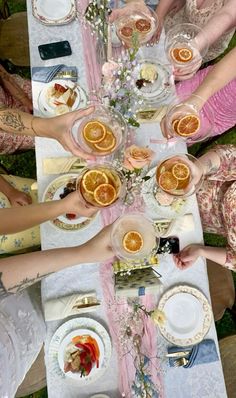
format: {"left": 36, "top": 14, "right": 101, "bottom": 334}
{"left": 31, "top": 116, "right": 38, "bottom": 136}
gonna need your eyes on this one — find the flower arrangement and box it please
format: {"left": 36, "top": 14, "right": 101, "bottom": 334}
{"left": 84, "top": 0, "right": 111, "bottom": 43}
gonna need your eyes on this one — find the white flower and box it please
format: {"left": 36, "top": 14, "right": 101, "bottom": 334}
{"left": 150, "top": 309, "right": 166, "bottom": 326}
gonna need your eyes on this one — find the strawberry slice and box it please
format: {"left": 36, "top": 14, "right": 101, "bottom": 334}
{"left": 54, "top": 83, "right": 67, "bottom": 93}
{"left": 66, "top": 213, "right": 77, "bottom": 220}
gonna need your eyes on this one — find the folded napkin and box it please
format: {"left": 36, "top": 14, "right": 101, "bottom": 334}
{"left": 32, "top": 65, "right": 77, "bottom": 83}
{"left": 168, "top": 339, "right": 219, "bottom": 368}
{"left": 43, "top": 157, "right": 87, "bottom": 174}
{"left": 136, "top": 106, "right": 168, "bottom": 124}
{"left": 44, "top": 292, "right": 100, "bottom": 321}
{"left": 170, "top": 213, "right": 194, "bottom": 236}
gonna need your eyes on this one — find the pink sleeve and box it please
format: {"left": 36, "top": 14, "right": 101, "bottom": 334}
{"left": 208, "top": 145, "right": 236, "bottom": 181}
{"left": 222, "top": 182, "right": 236, "bottom": 271}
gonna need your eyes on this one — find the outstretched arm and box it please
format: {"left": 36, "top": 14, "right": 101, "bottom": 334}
{"left": 0, "top": 225, "right": 113, "bottom": 295}
{"left": 173, "top": 244, "right": 227, "bottom": 269}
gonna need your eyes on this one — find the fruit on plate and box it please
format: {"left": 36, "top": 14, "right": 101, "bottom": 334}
{"left": 59, "top": 180, "right": 77, "bottom": 220}
{"left": 64, "top": 334, "right": 100, "bottom": 376}
{"left": 122, "top": 230, "right": 144, "bottom": 253}
{"left": 47, "top": 82, "right": 78, "bottom": 111}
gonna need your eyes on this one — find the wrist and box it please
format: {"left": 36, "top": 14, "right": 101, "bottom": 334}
{"left": 32, "top": 116, "right": 48, "bottom": 137}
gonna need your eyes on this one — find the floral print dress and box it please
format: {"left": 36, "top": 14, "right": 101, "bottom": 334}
{"left": 0, "top": 75, "right": 34, "bottom": 154}
{"left": 164, "top": 0, "right": 235, "bottom": 62}
{"left": 196, "top": 145, "right": 236, "bottom": 270}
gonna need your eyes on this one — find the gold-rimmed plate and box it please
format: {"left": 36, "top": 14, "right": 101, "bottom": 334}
{"left": 158, "top": 285, "right": 212, "bottom": 347}
{"left": 32, "top": 0, "right": 76, "bottom": 25}
{"left": 42, "top": 174, "right": 99, "bottom": 231}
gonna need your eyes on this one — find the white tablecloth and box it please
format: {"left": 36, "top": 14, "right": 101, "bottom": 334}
{"left": 26, "top": 1, "right": 227, "bottom": 397}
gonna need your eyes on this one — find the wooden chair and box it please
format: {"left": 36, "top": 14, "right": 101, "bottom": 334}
{"left": 207, "top": 260, "right": 235, "bottom": 321}
{"left": 219, "top": 335, "right": 236, "bottom": 398}
{"left": 0, "top": 11, "right": 30, "bottom": 66}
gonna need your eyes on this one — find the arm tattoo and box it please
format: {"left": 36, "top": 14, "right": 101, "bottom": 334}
{"left": 0, "top": 271, "right": 53, "bottom": 297}
{"left": 0, "top": 111, "right": 26, "bottom": 132}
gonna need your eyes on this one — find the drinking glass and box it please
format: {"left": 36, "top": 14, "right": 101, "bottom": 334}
{"left": 111, "top": 213, "right": 158, "bottom": 261}
{"left": 114, "top": 6, "right": 158, "bottom": 48}
{"left": 76, "top": 163, "right": 126, "bottom": 208}
{"left": 165, "top": 23, "right": 209, "bottom": 80}
{"left": 164, "top": 94, "right": 214, "bottom": 144}
{"left": 71, "top": 105, "right": 127, "bottom": 157}
{"left": 155, "top": 153, "right": 204, "bottom": 198}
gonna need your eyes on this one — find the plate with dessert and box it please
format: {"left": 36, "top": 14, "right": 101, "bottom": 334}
{"left": 42, "top": 174, "right": 99, "bottom": 231}
{"left": 49, "top": 317, "right": 112, "bottom": 384}
{"left": 142, "top": 167, "right": 194, "bottom": 219}
{"left": 135, "top": 59, "right": 173, "bottom": 103}
{"left": 38, "top": 80, "right": 87, "bottom": 116}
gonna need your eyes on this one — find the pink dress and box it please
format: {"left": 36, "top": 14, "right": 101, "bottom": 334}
{"left": 196, "top": 145, "right": 236, "bottom": 271}
{"left": 164, "top": 0, "right": 235, "bottom": 62}
{"left": 176, "top": 65, "right": 236, "bottom": 138}
{"left": 0, "top": 75, "right": 34, "bottom": 154}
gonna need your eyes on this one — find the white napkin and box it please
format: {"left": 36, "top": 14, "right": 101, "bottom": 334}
{"left": 44, "top": 292, "right": 100, "bottom": 321}
{"left": 170, "top": 213, "right": 195, "bottom": 235}
{"left": 43, "top": 157, "right": 86, "bottom": 174}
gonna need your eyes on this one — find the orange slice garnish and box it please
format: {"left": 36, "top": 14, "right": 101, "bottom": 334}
{"left": 178, "top": 48, "right": 193, "bottom": 62}
{"left": 159, "top": 171, "right": 178, "bottom": 192}
{"left": 81, "top": 170, "right": 109, "bottom": 194}
{"left": 94, "top": 130, "right": 116, "bottom": 152}
{"left": 93, "top": 183, "right": 117, "bottom": 206}
{"left": 172, "top": 162, "right": 190, "bottom": 180}
{"left": 172, "top": 119, "right": 180, "bottom": 133}
{"left": 177, "top": 114, "right": 200, "bottom": 137}
{"left": 135, "top": 18, "right": 151, "bottom": 33}
{"left": 120, "top": 26, "right": 133, "bottom": 38}
{"left": 83, "top": 121, "right": 106, "bottom": 143}
{"left": 122, "top": 230, "right": 144, "bottom": 253}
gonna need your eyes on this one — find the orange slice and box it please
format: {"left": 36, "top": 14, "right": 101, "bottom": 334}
{"left": 120, "top": 26, "right": 133, "bottom": 38}
{"left": 170, "top": 48, "right": 182, "bottom": 62}
{"left": 93, "top": 183, "right": 117, "bottom": 206}
{"left": 177, "top": 114, "right": 200, "bottom": 137}
{"left": 122, "top": 230, "right": 144, "bottom": 253}
{"left": 83, "top": 121, "right": 106, "bottom": 143}
{"left": 94, "top": 130, "right": 116, "bottom": 152}
{"left": 159, "top": 171, "right": 178, "bottom": 192}
{"left": 172, "top": 162, "right": 190, "bottom": 180}
{"left": 172, "top": 119, "right": 180, "bottom": 133}
{"left": 178, "top": 48, "right": 193, "bottom": 62}
{"left": 81, "top": 170, "right": 109, "bottom": 194}
{"left": 135, "top": 18, "right": 151, "bottom": 33}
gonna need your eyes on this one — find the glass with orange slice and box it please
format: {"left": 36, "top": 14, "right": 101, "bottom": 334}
{"left": 111, "top": 213, "right": 158, "bottom": 261}
{"left": 164, "top": 94, "right": 214, "bottom": 144}
{"left": 155, "top": 153, "right": 204, "bottom": 198}
{"left": 71, "top": 105, "right": 127, "bottom": 158}
{"left": 165, "top": 23, "right": 209, "bottom": 79}
{"left": 114, "top": 6, "right": 158, "bottom": 48}
{"left": 76, "top": 163, "right": 125, "bottom": 209}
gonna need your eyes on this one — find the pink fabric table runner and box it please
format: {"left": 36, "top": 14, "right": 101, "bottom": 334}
{"left": 77, "top": 1, "right": 164, "bottom": 395}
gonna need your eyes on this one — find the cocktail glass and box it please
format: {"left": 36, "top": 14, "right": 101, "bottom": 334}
{"left": 164, "top": 94, "right": 214, "bottom": 144}
{"left": 71, "top": 105, "right": 127, "bottom": 157}
{"left": 76, "top": 163, "right": 126, "bottom": 208}
{"left": 165, "top": 23, "right": 209, "bottom": 80}
{"left": 155, "top": 153, "right": 204, "bottom": 198}
{"left": 111, "top": 213, "right": 158, "bottom": 261}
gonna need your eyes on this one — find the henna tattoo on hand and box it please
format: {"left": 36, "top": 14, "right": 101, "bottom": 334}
{"left": 0, "top": 111, "right": 26, "bottom": 132}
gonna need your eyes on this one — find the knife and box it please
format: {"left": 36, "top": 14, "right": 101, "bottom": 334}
{"left": 166, "top": 350, "right": 191, "bottom": 358}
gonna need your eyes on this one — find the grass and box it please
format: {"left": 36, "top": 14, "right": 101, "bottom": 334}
{"left": 0, "top": 0, "right": 236, "bottom": 397}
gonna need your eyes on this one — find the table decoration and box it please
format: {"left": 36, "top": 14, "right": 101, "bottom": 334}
{"left": 32, "top": 0, "right": 77, "bottom": 25}
{"left": 112, "top": 254, "right": 159, "bottom": 275}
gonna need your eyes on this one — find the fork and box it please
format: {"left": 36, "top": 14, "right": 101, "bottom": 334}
{"left": 173, "top": 357, "right": 189, "bottom": 367}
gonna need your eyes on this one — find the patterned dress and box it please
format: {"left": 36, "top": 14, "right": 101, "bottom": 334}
{"left": 164, "top": 0, "right": 235, "bottom": 62}
{"left": 0, "top": 75, "right": 34, "bottom": 154}
{"left": 196, "top": 145, "right": 236, "bottom": 270}
{"left": 176, "top": 65, "right": 236, "bottom": 138}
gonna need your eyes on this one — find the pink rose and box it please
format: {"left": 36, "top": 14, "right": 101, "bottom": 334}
{"left": 123, "top": 145, "right": 155, "bottom": 170}
{"left": 102, "top": 61, "right": 119, "bottom": 84}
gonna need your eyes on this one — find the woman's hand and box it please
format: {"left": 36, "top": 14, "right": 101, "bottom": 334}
{"left": 36, "top": 106, "right": 96, "bottom": 160}
{"left": 109, "top": 1, "right": 149, "bottom": 23}
{"left": 173, "top": 244, "right": 203, "bottom": 270}
{"left": 84, "top": 224, "right": 114, "bottom": 262}
{"left": 7, "top": 188, "right": 32, "bottom": 207}
{"left": 61, "top": 190, "right": 98, "bottom": 218}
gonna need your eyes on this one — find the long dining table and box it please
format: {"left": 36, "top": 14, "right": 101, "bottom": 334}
{"left": 26, "top": 0, "right": 228, "bottom": 397}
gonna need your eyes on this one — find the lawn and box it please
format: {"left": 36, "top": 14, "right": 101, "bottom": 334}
{"left": 0, "top": 1, "right": 236, "bottom": 397}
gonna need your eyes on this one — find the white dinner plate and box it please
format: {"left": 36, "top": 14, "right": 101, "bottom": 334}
{"left": 32, "top": 0, "right": 76, "bottom": 25}
{"left": 142, "top": 167, "right": 194, "bottom": 219}
{"left": 58, "top": 328, "right": 105, "bottom": 381}
{"left": 42, "top": 174, "right": 99, "bottom": 231}
{"left": 38, "top": 80, "right": 87, "bottom": 117}
{"left": 158, "top": 285, "right": 212, "bottom": 346}
{"left": 49, "top": 318, "right": 112, "bottom": 385}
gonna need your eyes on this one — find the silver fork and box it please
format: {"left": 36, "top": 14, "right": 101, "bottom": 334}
{"left": 173, "top": 357, "right": 189, "bottom": 367}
